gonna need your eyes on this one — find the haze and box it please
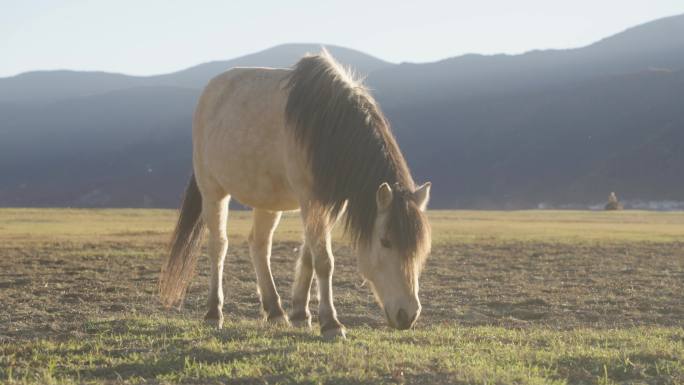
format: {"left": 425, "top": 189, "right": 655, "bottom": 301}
{"left": 2, "top": 0, "right": 683, "bottom": 77}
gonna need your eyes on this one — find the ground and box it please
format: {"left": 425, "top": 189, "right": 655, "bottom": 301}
{"left": 0, "top": 209, "right": 682, "bottom": 384}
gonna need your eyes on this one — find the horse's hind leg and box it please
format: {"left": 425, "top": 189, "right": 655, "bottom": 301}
{"left": 203, "top": 194, "right": 230, "bottom": 329}
{"left": 249, "top": 209, "right": 288, "bottom": 325}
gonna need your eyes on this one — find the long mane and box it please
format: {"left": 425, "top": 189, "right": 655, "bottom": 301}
{"left": 284, "top": 50, "right": 430, "bottom": 262}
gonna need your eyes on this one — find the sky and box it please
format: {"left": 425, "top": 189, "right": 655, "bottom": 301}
{"left": 1, "top": 0, "right": 683, "bottom": 77}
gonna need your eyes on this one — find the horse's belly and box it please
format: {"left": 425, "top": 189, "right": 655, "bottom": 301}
{"left": 226, "top": 170, "right": 300, "bottom": 211}
{"left": 205, "top": 132, "right": 300, "bottom": 210}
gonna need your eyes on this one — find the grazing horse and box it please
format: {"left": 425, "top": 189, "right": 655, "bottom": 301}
{"left": 160, "top": 50, "right": 432, "bottom": 339}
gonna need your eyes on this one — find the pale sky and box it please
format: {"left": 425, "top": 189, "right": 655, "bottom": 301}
{"left": 1, "top": 0, "right": 683, "bottom": 77}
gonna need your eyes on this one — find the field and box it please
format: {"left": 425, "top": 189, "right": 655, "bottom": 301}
{"left": 0, "top": 208, "right": 682, "bottom": 384}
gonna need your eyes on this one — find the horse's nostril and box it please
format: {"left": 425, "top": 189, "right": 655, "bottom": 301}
{"left": 396, "top": 308, "right": 410, "bottom": 330}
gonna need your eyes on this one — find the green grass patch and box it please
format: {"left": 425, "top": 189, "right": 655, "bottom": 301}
{"left": 2, "top": 317, "right": 682, "bottom": 385}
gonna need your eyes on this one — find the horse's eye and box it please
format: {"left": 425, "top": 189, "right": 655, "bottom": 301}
{"left": 380, "top": 238, "right": 392, "bottom": 248}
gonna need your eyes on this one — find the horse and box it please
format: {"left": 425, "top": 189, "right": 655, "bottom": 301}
{"left": 159, "top": 50, "right": 432, "bottom": 339}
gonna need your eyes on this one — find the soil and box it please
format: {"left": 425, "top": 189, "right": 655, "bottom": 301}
{"left": 1, "top": 239, "right": 682, "bottom": 342}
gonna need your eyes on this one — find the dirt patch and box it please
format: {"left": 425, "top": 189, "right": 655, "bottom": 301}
{"left": 1, "top": 239, "right": 682, "bottom": 342}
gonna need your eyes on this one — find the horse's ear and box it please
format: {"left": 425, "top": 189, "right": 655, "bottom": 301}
{"left": 414, "top": 182, "right": 431, "bottom": 211}
{"left": 376, "top": 183, "right": 394, "bottom": 212}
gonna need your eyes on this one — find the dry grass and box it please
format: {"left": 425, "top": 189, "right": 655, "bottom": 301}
{"left": 1, "top": 208, "right": 682, "bottom": 384}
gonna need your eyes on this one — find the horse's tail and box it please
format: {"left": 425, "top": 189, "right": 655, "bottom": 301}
{"left": 160, "top": 174, "right": 205, "bottom": 308}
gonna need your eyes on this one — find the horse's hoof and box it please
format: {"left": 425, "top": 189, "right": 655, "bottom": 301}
{"left": 204, "top": 312, "right": 224, "bottom": 329}
{"left": 267, "top": 314, "right": 291, "bottom": 327}
{"left": 321, "top": 326, "right": 346, "bottom": 341}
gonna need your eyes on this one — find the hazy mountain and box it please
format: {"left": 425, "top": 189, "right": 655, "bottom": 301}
{"left": 0, "top": 86, "right": 198, "bottom": 207}
{"left": 0, "top": 44, "right": 391, "bottom": 103}
{"left": 0, "top": 71, "right": 143, "bottom": 103}
{"left": 384, "top": 69, "right": 684, "bottom": 208}
{"left": 368, "top": 14, "right": 684, "bottom": 106}
{"left": 1, "top": 14, "right": 683, "bottom": 208}
{"left": 147, "top": 43, "right": 393, "bottom": 89}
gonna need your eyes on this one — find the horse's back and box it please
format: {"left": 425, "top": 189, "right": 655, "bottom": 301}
{"left": 194, "top": 66, "right": 289, "bottom": 140}
{"left": 192, "top": 67, "right": 301, "bottom": 210}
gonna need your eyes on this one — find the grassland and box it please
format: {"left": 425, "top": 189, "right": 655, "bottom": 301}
{"left": 0, "top": 209, "right": 682, "bottom": 384}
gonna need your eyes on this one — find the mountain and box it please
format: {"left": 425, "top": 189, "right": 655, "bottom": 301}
{"left": 0, "top": 71, "right": 145, "bottom": 103}
{"left": 0, "top": 86, "right": 198, "bottom": 207}
{"left": 147, "top": 43, "right": 392, "bottom": 89}
{"left": 368, "top": 14, "right": 684, "bottom": 106}
{"left": 1, "top": 14, "right": 683, "bottom": 209}
{"left": 383, "top": 69, "right": 684, "bottom": 208}
{"left": 0, "top": 44, "right": 391, "bottom": 103}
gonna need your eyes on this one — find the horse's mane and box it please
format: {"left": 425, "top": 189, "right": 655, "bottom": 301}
{"left": 284, "top": 50, "right": 430, "bottom": 265}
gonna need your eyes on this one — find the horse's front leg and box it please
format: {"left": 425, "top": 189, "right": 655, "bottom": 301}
{"left": 307, "top": 229, "right": 345, "bottom": 339}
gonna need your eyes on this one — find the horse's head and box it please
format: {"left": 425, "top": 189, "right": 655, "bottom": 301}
{"left": 357, "top": 182, "right": 431, "bottom": 330}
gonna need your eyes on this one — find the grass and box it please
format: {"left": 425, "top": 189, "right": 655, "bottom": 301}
{"left": 0, "top": 208, "right": 683, "bottom": 384}
{"left": 2, "top": 208, "right": 684, "bottom": 244}
{"left": 2, "top": 319, "right": 682, "bottom": 385}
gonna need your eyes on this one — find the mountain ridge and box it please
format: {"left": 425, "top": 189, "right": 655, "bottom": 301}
{"left": 4, "top": 13, "right": 684, "bottom": 102}
{"left": 0, "top": 44, "right": 392, "bottom": 102}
